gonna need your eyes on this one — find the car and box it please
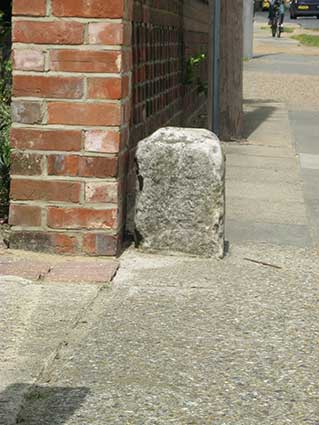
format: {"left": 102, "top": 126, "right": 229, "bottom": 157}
{"left": 290, "top": 0, "right": 319, "bottom": 19}
{"left": 262, "top": 0, "right": 270, "bottom": 10}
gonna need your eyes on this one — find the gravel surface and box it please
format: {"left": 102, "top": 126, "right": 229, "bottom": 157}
{"left": 244, "top": 71, "right": 319, "bottom": 108}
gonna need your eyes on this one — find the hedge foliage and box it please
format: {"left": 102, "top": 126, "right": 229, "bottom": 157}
{"left": 0, "top": 5, "right": 11, "bottom": 218}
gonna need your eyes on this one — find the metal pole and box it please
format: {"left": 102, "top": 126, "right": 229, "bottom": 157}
{"left": 212, "top": 0, "right": 221, "bottom": 136}
{"left": 243, "top": 0, "right": 254, "bottom": 60}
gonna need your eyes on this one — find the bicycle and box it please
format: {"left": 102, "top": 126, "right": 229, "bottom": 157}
{"left": 271, "top": 9, "right": 282, "bottom": 38}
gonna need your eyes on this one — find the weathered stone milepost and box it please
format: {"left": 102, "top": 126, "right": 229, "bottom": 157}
{"left": 135, "top": 127, "right": 225, "bottom": 258}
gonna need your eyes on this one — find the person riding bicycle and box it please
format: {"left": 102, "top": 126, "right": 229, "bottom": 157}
{"left": 268, "top": 0, "right": 285, "bottom": 27}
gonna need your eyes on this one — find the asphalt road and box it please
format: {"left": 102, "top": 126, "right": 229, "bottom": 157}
{"left": 255, "top": 10, "right": 319, "bottom": 29}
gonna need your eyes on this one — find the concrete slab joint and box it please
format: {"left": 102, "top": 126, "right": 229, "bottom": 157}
{"left": 135, "top": 127, "right": 225, "bottom": 258}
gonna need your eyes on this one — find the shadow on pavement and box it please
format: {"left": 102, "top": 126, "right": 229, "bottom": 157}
{"left": 0, "top": 383, "right": 89, "bottom": 425}
{"left": 252, "top": 52, "right": 283, "bottom": 59}
{"left": 243, "top": 101, "right": 277, "bottom": 138}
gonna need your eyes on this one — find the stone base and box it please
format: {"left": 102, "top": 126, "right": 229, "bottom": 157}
{"left": 135, "top": 127, "right": 225, "bottom": 258}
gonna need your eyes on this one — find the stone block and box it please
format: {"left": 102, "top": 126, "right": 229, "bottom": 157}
{"left": 135, "top": 127, "right": 225, "bottom": 258}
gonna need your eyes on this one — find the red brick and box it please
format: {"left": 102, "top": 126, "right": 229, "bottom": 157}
{"left": 48, "top": 155, "right": 80, "bottom": 177}
{"left": 11, "top": 101, "right": 43, "bottom": 124}
{"left": 13, "top": 75, "right": 83, "bottom": 99}
{"left": 83, "top": 233, "right": 120, "bottom": 256}
{"left": 47, "top": 259, "right": 120, "bottom": 281}
{"left": 11, "top": 152, "right": 43, "bottom": 176}
{"left": 88, "top": 22, "right": 123, "bottom": 45}
{"left": 87, "top": 78, "right": 125, "bottom": 100}
{"left": 48, "top": 102, "right": 121, "bottom": 126}
{"left": 11, "top": 128, "right": 82, "bottom": 151}
{"left": 85, "top": 182, "right": 118, "bottom": 203}
{"left": 79, "top": 156, "right": 118, "bottom": 178}
{"left": 47, "top": 207, "right": 118, "bottom": 230}
{"left": 13, "top": 49, "right": 45, "bottom": 71}
{"left": 84, "top": 130, "right": 120, "bottom": 153}
{"left": 52, "top": 233, "right": 79, "bottom": 255}
{"left": 13, "top": 21, "right": 84, "bottom": 44}
{"left": 13, "top": 0, "right": 46, "bottom": 16}
{"left": 9, "top": 204, "right": 42, "bottom": 227}
{"left": 0, "top": 254, "right": 50, "bottom": 279}
{"left": 52, "top": 0, "right": 124, "bottom": 18}
{"left": 9, "top": 231, "right": 79, "bottom": 255}
{"left": 10, "top": 179, "right": 81, "bottom": 203}
{"left": 50, "top": 50, "right": 121, "bottom": 73}
{"left": 47, "top": 155, "right": 117, "bottom": 177}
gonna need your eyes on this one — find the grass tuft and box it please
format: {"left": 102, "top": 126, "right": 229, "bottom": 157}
{"left": 283, "top": 27, "right": 294, "bottom": 33}
{"left": 292, "top": 34, "right": 319, "bottom": 47}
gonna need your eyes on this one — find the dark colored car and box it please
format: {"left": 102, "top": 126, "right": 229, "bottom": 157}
{"left": 290, "top": 0, "right": 319, "bottom": 19}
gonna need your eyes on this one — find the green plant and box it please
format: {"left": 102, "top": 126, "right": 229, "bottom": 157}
{"left": 0, "top": 5, "right": 12, "bottom": 218}
{"left": 292, "top": 34, "right": 319, "bottom": 47}
{"left": 283, "top": 27, "right": 294, "bottom": 33}
{"left": 184, "top": 53, "right": 208, "bottom": 95}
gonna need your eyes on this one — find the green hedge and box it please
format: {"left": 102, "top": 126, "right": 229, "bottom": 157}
{"left": 0, "top": 6, "right": 11, "bottom": 218}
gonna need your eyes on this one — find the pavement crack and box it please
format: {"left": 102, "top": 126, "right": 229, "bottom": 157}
{"left": 243, "top": 257, "right": 283, "bottom": 269}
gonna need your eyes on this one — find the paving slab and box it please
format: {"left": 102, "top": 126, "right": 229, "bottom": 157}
{"left": 0, "top": 255, "right": 50, "bottom": 281}
{"left": 47, "top": 260, "right": 119, "bottom": 284}
{"left": 301, "top": 168, "right": 319, "bottom": 198}
{"left": 227, "top": 181, "right": 304, "bottom": 203}
{"left": 288, "top": 111, "right": 319, "bottom": 154}
{"left": 244, "top": 103, "right": 291, "bottom": 142}
{"left": 226, "top": 220, "right": 312, "bottom": 248}
{"left": 227, "top": 154, "right": 298, "bottom": 170}
{"left": 299, "top": 153, "right": 319, "bottom": 170}
{"left": 251, "top": 53, "right": 319, "bottom": 64}
{"left": 223, "top": 143, "right": 292, "bottom": 159}
{"left": 245, "top": 60, "right": 319, "bottom": 76}
{"left": 295, "top": 131, "right": 319, "bottom": 156}
{"left": 0, "top": 250, "right": 119, "bottom": 285}
{"left": 305, "top": 200, "right": 319, "bottom": 247}
{"left": 226, "top": 165, "right": 300, "bottom": 185}
{"left": 226, "top": 198, "right": 308, "bottom": 225}
{"left": 289, "top": 110, "right": 319, "bottom": 123}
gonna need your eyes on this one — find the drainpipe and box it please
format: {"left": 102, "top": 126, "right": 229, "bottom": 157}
{"left": 212, "top": 0, "right": 221, "bottom": 136}
{"left": 243, "top": 0, "right": 254, "bottom": 60}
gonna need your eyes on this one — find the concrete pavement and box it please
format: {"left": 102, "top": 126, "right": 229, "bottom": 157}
{"left": 225, "top": 101, "right": 313, "bottom": 248}
{"left": 241, "top": 18, "right": 319, "bottom": 250}
{"left": 4, "top": 243, "right": 319, "bottom": 424}
{"left": 290, "top": 110, "right": 319, "bottom": 244}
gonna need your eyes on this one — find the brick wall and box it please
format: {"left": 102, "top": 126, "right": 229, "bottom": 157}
{"left": 126, "top": 0, "right": 210, "bottom": 235}
{"left": 183, "top": 0, "right": 209, "bottom": 127}
{"left": 130, "top": 0, "right": 184, "bottom": 147}
{"left": 10, "top": 0, "right": 210, "bottom": 255}
{"left": 10, "top": 0, "right": 132, "bottom": 255}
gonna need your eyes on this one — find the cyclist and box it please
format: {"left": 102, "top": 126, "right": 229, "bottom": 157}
{"left": 268, "top": 0, "right": 285, "bottom": 27}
